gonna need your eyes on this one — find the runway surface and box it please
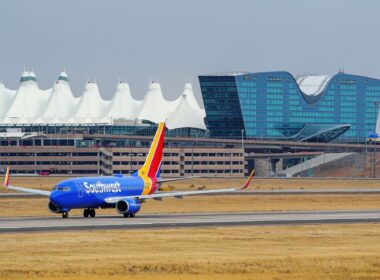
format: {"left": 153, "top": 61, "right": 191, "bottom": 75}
{"left": 1, "top": 210, "right": 380, "bottom": 233}
{"left": 2, "top": 188, "right": 380, "bottom": 198}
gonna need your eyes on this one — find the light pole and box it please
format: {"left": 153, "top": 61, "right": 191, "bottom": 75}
{"left": 374, "top": 141, "right": 377, "bottom": 178}
{"left": 241, "top": 129, "right": 244, "bottom": 149}
{"left": 373, "top": 101, "right": 379, "bottom": 178}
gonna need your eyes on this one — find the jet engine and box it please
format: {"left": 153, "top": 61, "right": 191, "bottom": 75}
{"left": 116, "top": 198, "right": 141, "bottom": 215}
{"left": 48, "top": 201, "right": 62, "bottom": 213}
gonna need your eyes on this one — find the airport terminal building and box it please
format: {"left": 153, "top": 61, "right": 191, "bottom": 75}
{"left": 0, "top": 71, "right": 244, "bottom": 176}
{"left": 199, "top": 71, "right": 380, "bottom": 142}
{"left": 2, "top": 69, "right": 380, "bottom": 177}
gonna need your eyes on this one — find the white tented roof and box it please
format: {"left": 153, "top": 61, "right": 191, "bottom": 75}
{"left": 167, "top": 83, "right": 205, "bottom": 117}
{"left": 182, "top": 83, "right": 200, "bottom": 108}
{"left": 0, "top": 72, "right": 207, "bottom": 130}
{"left": 4, "top": 72, "right": 52, "bottom": 124}
{"left": 42, "top": 72, "right": 79, "bottom": 124}
{"left": 103, "top": 82, "right": 142, "bottom": 123}
{"left": 138, "top": 82, "right": 173, "bottom": 123}
{"left": 181, "top": 83, "right": 206, "bottom": 118}
{"left": 296, "top": 75, "right": 332, "bottom": 96}
{"left": 0, "top": 83, "right": 16, "bottom": 118}
{"left": 166, "top": 94, "right": 206, "bottom": 130}
{"left": 74, "top": 82, "right": 110, "bottom": 124}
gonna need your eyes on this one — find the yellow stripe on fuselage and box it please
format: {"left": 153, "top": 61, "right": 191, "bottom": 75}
{"left": 141, "top": 176, "right": 152, "bottom": 195}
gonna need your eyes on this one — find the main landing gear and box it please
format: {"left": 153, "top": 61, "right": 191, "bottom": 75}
{"left": 83, "top": 208, "right": 96, "bottom": 218}
{"left": 62, "top": 212, "right": 69, "bottom": 218}
{"left": 123, "top": 213, "right": 136, "bottom": 218}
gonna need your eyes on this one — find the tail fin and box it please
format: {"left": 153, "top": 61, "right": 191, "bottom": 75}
{"left": 138, "top": 122, "right": 165, "bottom": 178}
{"left": 239, "top": 169, "right": 255, "bottom": 190}
{"left": 4, "top": 167, "right": 10, "bottom": 188}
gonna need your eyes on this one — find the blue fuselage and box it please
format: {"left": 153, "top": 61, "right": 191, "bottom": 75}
{"left": 49, "top": 175, "right": 145, "bottom": 211}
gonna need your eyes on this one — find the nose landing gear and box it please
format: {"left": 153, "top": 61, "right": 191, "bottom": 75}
{"left": 62, "top": 212, "right": 69, "bottom": 218}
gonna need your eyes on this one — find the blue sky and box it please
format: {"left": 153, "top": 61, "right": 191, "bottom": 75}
{"left": 0, "top": 0, "right": 379, "bottom": 103}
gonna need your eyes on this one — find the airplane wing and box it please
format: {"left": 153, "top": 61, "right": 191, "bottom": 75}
{"left": 157, "top": 175, "right": 215, "bottom": 183}
{"left": 3, "top": 168, "right": 50, "bottom": 196}
{"left": 105, "top": 170, "right": 254, "bottom": 204}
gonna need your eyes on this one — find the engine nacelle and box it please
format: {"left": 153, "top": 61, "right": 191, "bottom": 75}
{"left": 48, "top": 201, "right": 62, "bottom": 213}
{"left": 116, "top": 199, "right": 141, "bottom": 214}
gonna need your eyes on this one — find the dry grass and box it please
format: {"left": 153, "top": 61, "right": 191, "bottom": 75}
{"left": 1, "top": 177, "right": 380, "bottom": 279}
{"left": 2, "top": 176, "right": 380, "bottom": 192}
{"left": 0, "top": 194, "right": 379, "bottom": 217}
{"left": 0, "top": 224, "right": 380, "bottom": 280}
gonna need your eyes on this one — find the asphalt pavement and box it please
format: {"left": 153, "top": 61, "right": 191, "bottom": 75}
{"left": 1, "top": 210, "right": 379, "bottom": 233}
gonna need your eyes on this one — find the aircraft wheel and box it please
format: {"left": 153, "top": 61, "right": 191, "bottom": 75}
{"left": 83, "top": 209, "right": 90, "bottom": 218}
{"left": 62, "top": 212, "right": 69, "bottom": 218}
{"left": 89, "top": 209, "right": 96, "bottom": 218}
{"left": 129, "top": 213, "right": 135, "bottom": 218}
{"left": 123, "top": 213, "right": 129, "bottom": 218}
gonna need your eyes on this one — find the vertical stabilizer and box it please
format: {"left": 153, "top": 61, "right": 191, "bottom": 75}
{"left": 138, "top": 122, "right": 165, "bottom": 178}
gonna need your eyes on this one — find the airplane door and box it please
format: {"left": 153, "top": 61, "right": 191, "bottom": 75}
{"left": 76, "top": 182, "right": 83, "bottom": 198}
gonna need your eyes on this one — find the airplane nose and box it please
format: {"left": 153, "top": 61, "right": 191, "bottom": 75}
{"left": 50, "top": 191, "right": 62, "bottom": 207}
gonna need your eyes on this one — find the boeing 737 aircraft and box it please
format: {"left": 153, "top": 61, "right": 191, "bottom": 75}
{"left": 3, "top": 122, "right": 254, "bottom": 218}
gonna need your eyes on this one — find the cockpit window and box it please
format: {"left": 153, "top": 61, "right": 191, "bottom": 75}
{"left": 53, "top": 186, "right": 71, "bottom": 192}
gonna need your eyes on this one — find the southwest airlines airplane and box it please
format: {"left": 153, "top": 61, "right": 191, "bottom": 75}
{"left": 4, "top": 123, "right": 254, "bottom": 218}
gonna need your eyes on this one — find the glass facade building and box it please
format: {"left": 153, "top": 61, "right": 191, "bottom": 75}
{"left": 199, "top": 71, "right": 380, "bottom": 142}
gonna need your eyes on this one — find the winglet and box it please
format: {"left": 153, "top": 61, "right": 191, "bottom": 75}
{"left": 240, "top": 169, "right": 255, "bottom": 190}
{"left": 4, "top": 167, "right": 10, "bottom": 188}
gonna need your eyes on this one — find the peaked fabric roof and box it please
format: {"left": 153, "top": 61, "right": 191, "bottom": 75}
{"left": 181, "top": 83, "right": 206, "bottom": 118}
{"left": 74, "top": 82, "right": 110, "bottom": 124}
{"left": 0, "top": 83, "right": 16, "bottom": 118}
{"left": 4, "top": 72, "right": 51, "bottom": 123}
{"left": 0, "top": 72, "right": 207, "bottom": 130}
{"left": 138, "top": 82, "right": 174, "bottom": 123}
{"left": 42, "top": 72, "right": 78, "bottom": 124}
{"left": 182, "top": 83, "right": 200, "bottom": 108}
{"left": 166, "top": 94, "right": 206, "bottom": 130}
{"left": 103, "top": 82, "right": 142, "bottom": 123}
{"left": 296, "top": 75, "right": 332, "bottom": 96}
